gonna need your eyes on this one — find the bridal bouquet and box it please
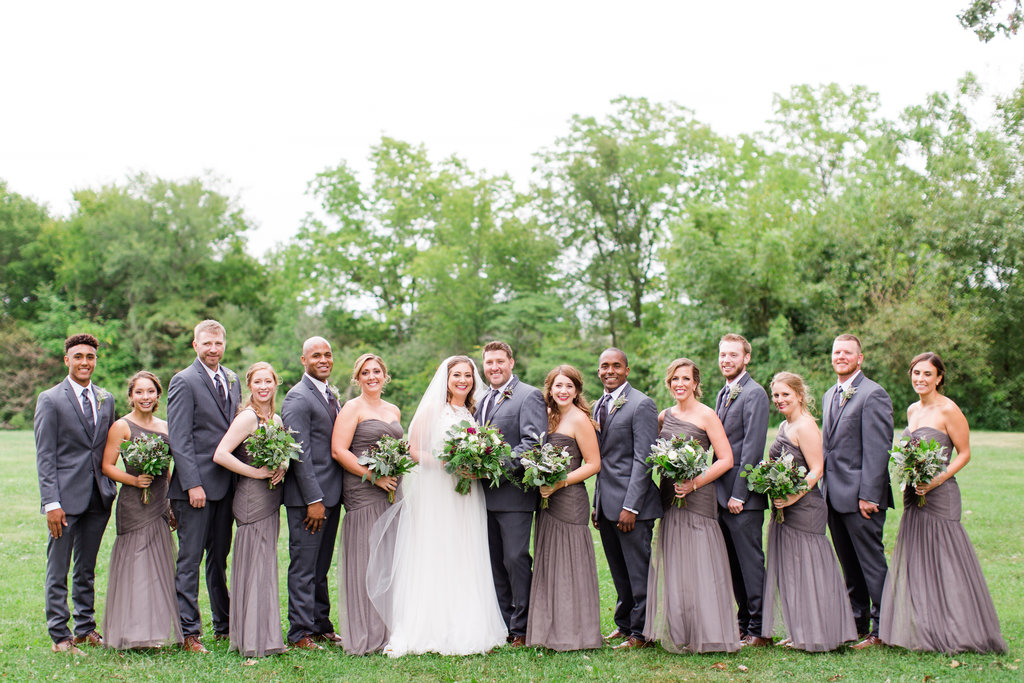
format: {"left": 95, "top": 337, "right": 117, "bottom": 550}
{"left": 439, "top": 420, "right": 510, "bottom": 495}
{"left": 247, "top": 422, "right": 303, "bottom": 489}
{"left": 519, "top": 438, "right": 573, "bottom": 509}
{"left": 357, "top": 434, "right": 417, "bottom": 503}
{"left": 646, "top": 436, "right": 710, "bottom": 508}
{"left": 889, "top": 436, "right": 946, "bottom": 507}
{"left": 119, "top": 432, "right": 173, "bottom": 504}
{"left": 741, "top": 450, "right": 809, "bottom": 523}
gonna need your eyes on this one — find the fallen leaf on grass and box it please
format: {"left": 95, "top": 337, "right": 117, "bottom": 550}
{"left": 828, "top": 675, "right": 843, "bottom": 681}
{"left": 711, "top": 662, "right": 727, "bottom": 670}
{"left": 737, "top": 664, "right": 749, "bottom": 672}
{"left": 242, "top": 659, "right": 257, "bottom": 666}
{"left": 951, "top": 660, "right": 960, "bottom": 668}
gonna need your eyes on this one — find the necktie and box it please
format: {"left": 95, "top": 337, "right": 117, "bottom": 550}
{"left": 597, "top": 394, "right": 610, "bottom": 429}
{"left": 830, "top": 386, "right": 843, "bottom": 429}
{"left": 214, "top": 372, "right": 228, "bottom": 412}
{"left": 326, "top": 388, "right": 340, "bottom": 416}
{"left": 483, "top": 388, "right": 499, "bottom": 424}
{"left": 81, "top": 389, "right": 95, "bottom": 436}
{"left": 716, "top": 385, "right": 729, "bottom": 416}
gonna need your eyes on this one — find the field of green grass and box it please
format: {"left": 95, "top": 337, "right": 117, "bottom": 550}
{"left": 0, "top": 429, "right": 1020, "bottom": 681}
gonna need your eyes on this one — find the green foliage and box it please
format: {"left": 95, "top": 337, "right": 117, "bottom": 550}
{"left": 959, "top": 0, "right": 1022, "bottom": 41}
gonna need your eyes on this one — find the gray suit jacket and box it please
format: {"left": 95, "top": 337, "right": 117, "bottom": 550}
{"left": 34, "top": 378, "right": 118, "bottom": 515}
{"left": 281, "top": 375, "right": 343, "bottom": 508}
{"left": 167, "top": 358, "right": 242, "bottom": 502}
{"left": 714, "top": 373, "right": 770, "bottom": 510}
{"left": 593, "top": 383, "right": 661, "bottom": 521}
{"left": 821, "top": 372, "right": 894, "bottom": 513}
{"left": 476, "top": 376, "right": 547, "bottom": 512}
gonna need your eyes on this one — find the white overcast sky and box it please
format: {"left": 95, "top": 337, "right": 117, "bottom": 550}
{"left": 2, "top": 1, "right": 1021, "bottom": 255}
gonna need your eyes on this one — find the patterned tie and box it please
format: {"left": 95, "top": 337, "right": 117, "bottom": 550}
{"left": 326, "top": 388, "right": 340, "bottom": 416}
{"left": 214, "top": 372, "right": 229, "bottom": 412}
{"left": 716, "top": 385, "right": 729, "bottom": 417}
{"left": 597, "top": 394, "right": 610, "bottom": 430}
{"left": 829, "top": 386, "right": 843, "bottom": 430}
{"left": 81, "top": 389, "right": 95, "bottom": 437}
{"left": 482, "top": 388, "right": 499, "bottom": 424}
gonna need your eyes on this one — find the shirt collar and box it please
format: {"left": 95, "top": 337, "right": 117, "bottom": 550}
{"left": 202, "top": 363, "right": 223, "bottom": 383}
{"left": 490, "top": 376, "right": 514, "bottom": 395}
{"left": 603, "top": 383, "right": 627, "bottom": 402}
{"left": 70, "top": 380, "right": 94, "bottom": 399}
{"left": 305, "top": 373, "right": 328, "bottom": 395}
{"left": 837, "top": 370, "right": 861, "bottom": 392}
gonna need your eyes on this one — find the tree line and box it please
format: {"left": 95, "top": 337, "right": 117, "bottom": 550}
{"left": 3, "top": 75, "right": 1024, "bottom": 430}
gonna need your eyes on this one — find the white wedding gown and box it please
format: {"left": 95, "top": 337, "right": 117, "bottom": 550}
{"left": 367, "top": 403, "right": 508, "bottom": 656}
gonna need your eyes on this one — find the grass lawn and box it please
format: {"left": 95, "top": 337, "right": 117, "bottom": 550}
{"left": 0, "top": 429, "right": 1020, "bottom": 681}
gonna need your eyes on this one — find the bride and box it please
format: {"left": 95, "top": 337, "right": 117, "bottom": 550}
{"left": 367, "top": 356, "right": 508, "bottom": 656}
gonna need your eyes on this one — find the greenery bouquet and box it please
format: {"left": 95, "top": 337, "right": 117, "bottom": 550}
{"left": 741, "top": 450, "right": 809, "bottom": 522}
{"left": 519, "top": 438, "right": 572, "bottom": 508}
{"left": 438, "top": 420, "right": 510, "bottom": 495}
{"left": 646, "top": 435, "right": 710, "bottom": 508}
{"left": 889, "top": 436, "right": 947, "bottom": 507}
{"left": 119, "top": 432, "right": 173, "bottom": 504}
{"left": 358, "top": 434, "right": 417, "bottom": 503}
{"left": 247, "top": 422, "right": 303, "bottom": 489}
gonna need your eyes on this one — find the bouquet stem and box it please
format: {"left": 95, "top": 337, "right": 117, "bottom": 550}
{"left": 775, "top": 507, "right": 785, "bottom": 524}
{"left": 388, "top": 490, "right": 395, "bottom": 504}
{"left": 674, "top": 497, "right": 686, "bottom": 509}
{"left": 540, "top": 498, "right": 550, "bottom": 510}
{"left": 268, "top": 481, "right": 275, "bottom": 490}
{"left": 141, "top": 488, "right": 150, "bottom": 505}
{"left": 918, "top": 493, "right": 927, "bottom": 507}
{"left": 455, "top": 477, "right": 473, "bottom": 495}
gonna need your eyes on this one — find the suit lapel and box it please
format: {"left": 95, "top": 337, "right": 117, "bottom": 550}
{"left": 63, "top": 379, "right": 93, "bottom": 438}
{"left": 303, "top": 375, "right": 334, "bottom": 421}
{"left": 89, "top": 388, "right": 111, "bottom": 447}
{"left": 194, "top": 359, "right": 230, "bottom": 421}
{"left": 488, "top": 376, "right": 520, "bottom": 422}
{"left": 604, "top": 383, "right": 631, "bottom": 429}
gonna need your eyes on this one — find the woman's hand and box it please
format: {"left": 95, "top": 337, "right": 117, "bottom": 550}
{"left": 254, "top": 465, "right": 272, "bottom": 480}
{"left": 915, "top": 476, "right": 943, "bottom": 496}
{"left": 539, "top": 482, "right": 562, "bottom": 499}
{"left": 134, "top": 473, "right": 154, "bottom": 489}
{"left": 673, "top": 477, "right": 698, "bottom": 500}
{"left": 374, "top": 475, "right": 398, "bottom": 493}
{"left": 270, "top": 467, "right": 286, "bottom": 486}
{"left": 773, "top": 492, "right": 801, "bottom": 509}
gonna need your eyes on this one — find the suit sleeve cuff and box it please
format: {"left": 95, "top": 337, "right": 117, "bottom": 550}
{"left": 729, "top": 497, "right": 744, "bottom": 505}
{"left": 44, "top": 502, "right": 62, "bottom": 512}
{"left": 309, "top": 498, "right": 323, "bottom": 505}
{"left": 622, "top": 506, "right": 638, "bottom": 514}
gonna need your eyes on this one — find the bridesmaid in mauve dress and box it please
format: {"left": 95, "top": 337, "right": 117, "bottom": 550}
{"left": 643, "top": 358, "right": 740, "bottom": 653}
{"left": 526, "top": 365, "right": 602, "bottom": 651}
{"left": 100, "top": 371, "right": 182, "bottom": 649}
{"left": 212, "top": 362, "right": 288, "bottom": 658}
{"left": 880, "top": 352, "right": 1006, "bottom": 654}
{"left": 332, "top": 353, "right": 403, "bottom": 655}
{"left": 761, "top": 372, "right": 856, "bottom": 651}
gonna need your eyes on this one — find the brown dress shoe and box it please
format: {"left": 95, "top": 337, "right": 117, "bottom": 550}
{"left": 213, "top": 633, "right": 229, "bottom": 642}
{"left": 73, "top": 630, "right": 104, "bottom": 647}
{"left": 290, "top": 635, "right": 323, "bottom": 651}
{"left": 52, "top": 639, "right": 86, "bottom": 655}
{"left": 314, "top": 631, "right": 343, "bottom": 645}
{"left": 182, "top": 635, "right": 209, "bottom": 653}
{"left": 742, "top": 636, "right": 772, "bottom": 647}
{"left": 851, "top": 635, "right": 883, "bottom": 650}
{"left": 508, "top": 635, "right": 527, "bottom": 648}
{"left": 603, "top": 628, "right": 628, "bottom": 641}
{"left": 612, "top": 636, "right": 652, "bottom": 650}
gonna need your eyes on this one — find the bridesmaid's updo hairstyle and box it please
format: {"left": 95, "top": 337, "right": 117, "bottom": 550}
{"left": 908, "top": 351, "right": 945, "bottom": 390}
{"left": 352, "top": 353, "right": 391, "bottom": 387}
{"left": 445, "top": 355, "right": 478, "bottom": 414}
{"left": 664, "top": 358, "right": 703, "bottom": 399}
{"left": 543, "top": 365, "right": 595, "bottom": 433}
{"left": 770, "top": 371, "right": 815, "bottom": 414}
{"left": 242, "top": 361, "right": 280, "bottom": 421}
{"left": 126, "top": 370, "right": 163, "bottom": 410}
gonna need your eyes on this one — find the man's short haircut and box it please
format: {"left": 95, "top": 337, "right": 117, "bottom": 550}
{"left": 834, "top": 333, "right": 862, "bottom": 354}
{"left": 720, "top": 333, "right": 751, "bottom": 356}
{"left": 482, "top": 340, "right": 514, "bottom": 360}
{"left": 64, "top": 333, "right": 99, "bottom": 353}
{"left": 193, "top": 319, "right": 226, "bottom": 340}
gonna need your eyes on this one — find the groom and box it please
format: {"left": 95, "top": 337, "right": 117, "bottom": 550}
{"left": 591, "top": 347, "right": 660, "bottom": 649}
{"left": 476, "top": 341, "right": 546, "bottom": 647}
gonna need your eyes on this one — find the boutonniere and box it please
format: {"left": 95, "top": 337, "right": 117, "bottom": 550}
{"left": 226, "top": 370, "right": 238, "bottom": 389}
{"left": 501, "top": 387, "right": 514, "bottom": 401}
{"left": 610, "top": 396, "right": 627, "bottom": 413}
{"left": 726, "top": 384, "right": 743, "bottom": 407}
{"left": 840, "top": 386, "right": 857, "bottom": 407}
{"left": 328, "top": 385, "right": 341, "bottom": 402}
{"left": 95, "top": 389, "right": 110, "bottom": 407}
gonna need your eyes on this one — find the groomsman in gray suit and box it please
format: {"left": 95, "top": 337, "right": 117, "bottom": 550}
{"left": 714, "top": 333, "right": 770, "bottom": 647}
{"left": 821, "top": 333, "right": 893, "bottom": 649}
{"left": 590, "top": 348, "right": 660, "bottom": 649}
{"left": 34, "top": 334, "right": 117, "bottom": 653}
{"left": 282, "top": 336, "right": 343, "bottom": 650}
{"left": 476, "top": 340, "right": 546, "bottom": 647}
{"left": 168, "top": 319, "right": 241, "bottom": 653}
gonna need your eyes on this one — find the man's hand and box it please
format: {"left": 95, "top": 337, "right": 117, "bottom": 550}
{"left": 617, "top": 509, "right": 637, "bottom": 533}
{"left": 46, "top": 507, "right": 67, "bottom": 539}
{"left": 188, "top": 485, "right": 207, "bottom": 508}
{"left": 858, "top": 499, "right": 879, "bottom": 519}
{"left": 304, "top": 501, "right": 326, "bottom": 533}
{"left": 591, "top": 508, "right": 599, "bottom": 530}
{"left": 728, "top": 498, "right": 744, "bottom": 514}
